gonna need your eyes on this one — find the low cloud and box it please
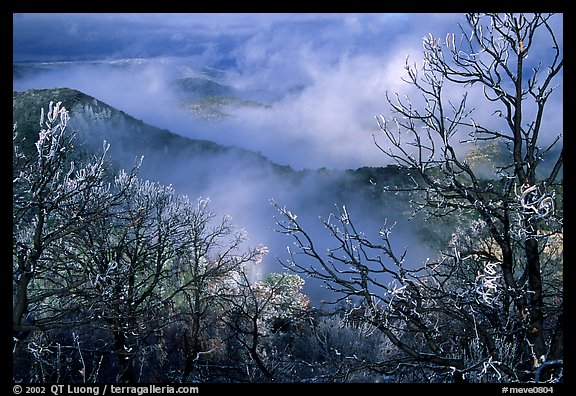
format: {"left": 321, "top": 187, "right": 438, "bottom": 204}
{"left": 14, "top": 13, "right": 477, "bottom": 170}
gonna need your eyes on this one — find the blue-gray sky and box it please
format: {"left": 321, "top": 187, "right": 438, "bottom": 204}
{"left": 13, "top": 13, "right": 448, "bottom": 63}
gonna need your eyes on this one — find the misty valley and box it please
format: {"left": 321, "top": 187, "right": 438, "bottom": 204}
{"left": 13, "top": 63, "right": 449, "bottom": 304}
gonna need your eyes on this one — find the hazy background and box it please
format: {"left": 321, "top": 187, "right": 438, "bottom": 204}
{"left": 13, "top": 13, "right": 563, "bottom": 304}
{"left": 13, "top": 13, "right": 563, "bottom": 169}
{"left": 13, "top": 13, "right": 469, "bottom": 169}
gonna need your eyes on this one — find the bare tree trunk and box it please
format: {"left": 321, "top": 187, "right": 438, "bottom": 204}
{"left": 525, "top": 237, "right": 546, "bottom": 359}
{"left": 13, "top": 253, "right": 33, "bottom": 336}
{"left": 549, "top": 308, "right": 563, "bottom": 360}
{"left": 13, "top": 213, "right": 44, "bottom": 336}
{"left": 113, "top": 329, "right": 134, "bottom": 383}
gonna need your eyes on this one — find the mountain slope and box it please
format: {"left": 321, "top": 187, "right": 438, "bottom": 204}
{"left": 13, "top": 88, "right": 417, "bottom": 195}
{"left": 13, "top": 88, "right": 295, "bottom": 184}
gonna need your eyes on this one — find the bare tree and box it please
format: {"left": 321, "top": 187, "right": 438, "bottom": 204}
{"left": 220, "top": 271, "right": 309, "bottom": 382}
{"left": 60, "top": 172, "right": 201, "bottom": 382}
{"left": 12, "top": 102, "right": 270, "bottom": 382}
{"left": 13, "top": 101, "right": 128, "bottom": 338}
{"left": 274, "top": 13, "right": 562, "bottom": 383}
{"left": 374, "top": 13, "right": 563, "bottom": 378}
{"left": 168, "top": 199, "right": 269, "bottom": 382}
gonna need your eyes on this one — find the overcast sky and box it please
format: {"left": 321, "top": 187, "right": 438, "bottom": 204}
{"left": 13, "top": 13, "right": 563, "bottom": 170}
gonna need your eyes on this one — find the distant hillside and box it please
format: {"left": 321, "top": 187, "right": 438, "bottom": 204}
{"left": 462, "top": 138, "right": 562, "bottom": 181}
{"left": 13, "top": 88, "right": 226, "bottom": 153}
{"left": 12, "top": 87, "right": 418, "bottom": 189}
{"left": 13, "top": 88, "right": 292, "bottom": 182}
{"left": 175, "top": 77, "right": 234, "bottom": 98}
{"left": 13, "top": 61, "right": 272, "bottom": 124}
{"left": 173, "top": 77, "right": 271, "bottom": 122}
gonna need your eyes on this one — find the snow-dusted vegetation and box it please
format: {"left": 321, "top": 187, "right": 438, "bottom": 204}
{"left": 13, "top": 13, "right": 562, "bottom": 383}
